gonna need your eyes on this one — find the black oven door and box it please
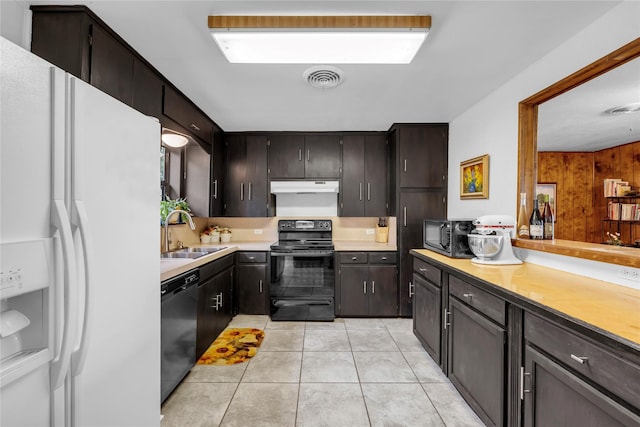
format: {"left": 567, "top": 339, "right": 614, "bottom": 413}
{"left": 270, "top": 251, "right": 335, "bottom": 321}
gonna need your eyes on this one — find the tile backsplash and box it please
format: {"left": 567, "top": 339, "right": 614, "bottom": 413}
{"left": 161, "top": 216, "right": 396, "bottom": 252}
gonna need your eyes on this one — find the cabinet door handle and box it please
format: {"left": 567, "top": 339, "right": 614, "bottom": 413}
{"left": 259, "top": 279, "right": 263, "bottom": 293}
{"left": 352, "top": 256, "right": 358, "bottom": 261}
{"left": 363, "top": 281, "right": 367, "bottom": 294}
{"left": 418, "top": 267, "right": 426, "bottom": 273}
{"left": 248, "top": 182, "right": 252, "bottom": 201}
{"left": 404, "top": 159, "right": 407, "bottom": 172}
{"left": 371, "top": 281, "right": 375, "bottom": 294}
{"left": 381, "top": 256, "right": 387, "bottom": 261}
{"left": 463, "top": 293, "right": 473, "bottom": 300}
{"left": 570, "top": 354, "right": 589, "bottom": 364}
{"left": 190, "top": 123, "right": 201, "bottom": 131}
{"left": 213, "top": 179, "right": 218, "bottom": 199}
{"left": 298, "top": 149, "right": 302, "bottom": 161}
{"left": 307, "top": 149, "right": 310, "bottom": 162}
{"left": 218, "top": 292, "right": 223, "bottom": 308}
{"left": 408, "top": 281, "right": 414, "bottom": 298}
{"left": 359, "top": 183, "right": 362, "bottom": 201}
{"left": 367, "top": 183, "right": 371, "bottom": 201}
{"left": 520, "top": 367, "right": 531, "bottom": 400}
{"left": 240, "top": 182, "right": 244, "bottom": 201}
{"left": 403, "top": 207, "right": 407, "bottom": 227}
{"left": 443, "top": 309, "right": 451, "bottom": 330}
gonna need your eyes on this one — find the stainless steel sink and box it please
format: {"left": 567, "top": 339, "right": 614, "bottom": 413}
{"left": 160, "top": 246, "right": 227, "bottom": 259}
{"left": 184, "top": 247, "right": 226, "bottom": 253}
{"left": 160, "top": 252, "right": 204, "bottom": 259}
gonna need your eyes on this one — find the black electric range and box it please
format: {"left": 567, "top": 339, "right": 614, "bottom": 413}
{"left": 269, "top": 220, "right": 335, "bottom": 321}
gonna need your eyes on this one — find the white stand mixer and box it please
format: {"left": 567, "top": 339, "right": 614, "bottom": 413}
{"left": 468, "top": 215, "right": 522, "bottom": 265}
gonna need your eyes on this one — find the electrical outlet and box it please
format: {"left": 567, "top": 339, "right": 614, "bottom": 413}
{"left": 366, "top": 228, "right": 375, "bottom": 235}
{"left": 254, "top": 229, "right": 263, "bottom": 235}
{"left": 619, "top": 267, "right": 640, "bottom": 282}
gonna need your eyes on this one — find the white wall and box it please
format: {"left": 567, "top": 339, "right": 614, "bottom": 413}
{"left": 448, "top": 1, "right": 640, "bottom": 220}
{"left": 447, "top": 1, "right": 640, "bottom": 286}
{"left": 0, "top": 0, "right": 31, "bottom": 49}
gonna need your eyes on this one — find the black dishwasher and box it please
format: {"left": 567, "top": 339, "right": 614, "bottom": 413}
{"left": 161, "top": 269, "right": 198, "bottom": 402}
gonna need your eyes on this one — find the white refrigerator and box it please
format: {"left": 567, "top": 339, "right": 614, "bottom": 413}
{"left": 0, "top": 37, "right": 161, "bottom": 426}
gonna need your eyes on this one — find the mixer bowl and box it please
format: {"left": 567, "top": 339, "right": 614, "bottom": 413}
{"left": 468, "top": 234, "right": 503, "bottom": 259}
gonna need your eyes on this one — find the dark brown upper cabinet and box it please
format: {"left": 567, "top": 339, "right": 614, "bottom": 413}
{"left": 31, "top": 7, "right": 134, "bottom": 105}
{"left": 268, "top": 135, "right": 305, "bottom": 178}
{"left": 163, "top": 85, "right": 214, "bottom": 146}
{"left": 225, "top": 134, "right": 269, "bottom": 217}
{"left": 132, "top": 58, "right": 163, "bottom": 119}
{"left": 397, "top": 125, "right": 448, "bottom": 189}
{"left": 268, "top": 134, "right": 341, "bottom": 179}
{"left": 89, "top": 24, "right": 134, "bottom": 105}
{"left": 341, "top": 134, "right": 388, "bottom": 217}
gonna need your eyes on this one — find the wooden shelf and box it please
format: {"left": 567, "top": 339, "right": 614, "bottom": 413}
{"left": 512, "top": 238, "right": 640, "bottom": 268}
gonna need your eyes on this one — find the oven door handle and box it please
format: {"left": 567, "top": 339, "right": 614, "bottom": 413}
{"left": 270, "top": 251, "right": 334, "bottom": 257}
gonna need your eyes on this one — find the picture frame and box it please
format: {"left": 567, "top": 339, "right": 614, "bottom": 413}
{"left": 536, "top": 182, "right": 557, "bottom": 221}
{"left": 460, "top": 154, "right": 489, "bottom": 199}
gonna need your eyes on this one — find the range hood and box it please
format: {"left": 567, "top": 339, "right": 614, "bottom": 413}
{"left": 270, "top": 180, "right": 339, "bottom": 194}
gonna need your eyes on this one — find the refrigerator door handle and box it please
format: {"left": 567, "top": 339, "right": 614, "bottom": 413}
{"left": 50, "top": 199, "right": 79, "bottom": 391}
{"left": 70, "top": 200, "right": 93, "bottom": 377}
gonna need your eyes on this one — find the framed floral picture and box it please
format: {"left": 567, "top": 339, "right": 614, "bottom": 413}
{"left": 460, "top": 154, "right": 489, "bottom": 199}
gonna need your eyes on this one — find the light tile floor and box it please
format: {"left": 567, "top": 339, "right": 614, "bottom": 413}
{"left": 161, "top": 315, "right": 485, "bottom": 427}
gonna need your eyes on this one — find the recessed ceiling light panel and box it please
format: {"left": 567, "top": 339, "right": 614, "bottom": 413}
{"left": 209, "top": 16, "right": 431, "bottom": 64}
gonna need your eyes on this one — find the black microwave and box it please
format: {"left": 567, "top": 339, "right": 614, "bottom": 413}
{"left": 423, "top": 219, "right": 475, "bottom": 258}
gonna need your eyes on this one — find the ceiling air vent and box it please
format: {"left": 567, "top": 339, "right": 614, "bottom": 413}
{"left": 303, "top": 66, "right": 344, "bottom": 89}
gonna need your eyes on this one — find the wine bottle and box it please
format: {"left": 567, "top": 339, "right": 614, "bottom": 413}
{"left": 517, "top": 193, "right": 529, "bottom": 238}
{"left": 529, "top": 199, "right": 544, "bottom": 240}
{"left": 543, "top": 194, "right": 554, "bottom": 239}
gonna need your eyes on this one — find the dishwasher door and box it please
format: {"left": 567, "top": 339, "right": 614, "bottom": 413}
{"left": 161, "top": 270, "right": 198, "bottom": 402}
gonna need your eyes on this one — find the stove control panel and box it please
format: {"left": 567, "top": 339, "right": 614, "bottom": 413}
{"left": 278, "top": 220, "right": 332, "bottom": 231}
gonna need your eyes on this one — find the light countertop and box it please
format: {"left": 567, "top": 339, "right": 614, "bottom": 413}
{"left": 411, "top": 249, "right": 640, "bottom": 348}
{"left": 161, "top": 240, "right": 398, "bottom": 281}
{"left": 334, "top": 241, "right": 397, "bottom": 251}
{"left": 161, "top": 242, "right": 274, "bottom": 282}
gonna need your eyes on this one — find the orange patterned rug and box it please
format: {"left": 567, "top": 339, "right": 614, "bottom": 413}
{"left": 197, "top": 328, "right": 265, "bottom": 366}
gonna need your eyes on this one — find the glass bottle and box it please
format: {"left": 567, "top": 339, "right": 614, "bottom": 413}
{"left": 529, "top": 199, "right": 544, "bottom": 240}
{"left": 543, "top": 194, "right": 554, "bottom": 239}
{"left": 517, "top": 193, "right": 530, "bottom": 238}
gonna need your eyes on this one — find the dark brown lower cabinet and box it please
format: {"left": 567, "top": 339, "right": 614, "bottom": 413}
{"left": 411, "top": 253, "right": 640, "bottom": 427}
{"left": 412, "top": 274, "right": 442, "bottom": 365}
{"left": 523, "top": 345, "right": 640, "bottom": 427}
{"left": 196, "top": 257, "right": 233, "bottom": 359}
{"left": 338, "top": 252, "right": 397, "bottom": 317}
{"left": 447, "top": 298, "right": 506, "bottom": 427}
{"left": 236, "top": 252, "right": 269, "bottom": 315}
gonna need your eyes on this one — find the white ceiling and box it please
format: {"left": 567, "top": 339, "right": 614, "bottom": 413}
{"left": 30, "top": 1, "right": 621, "bottom": 133}
{"left": 538, "top": 57, "right": 640, "bottom": 152}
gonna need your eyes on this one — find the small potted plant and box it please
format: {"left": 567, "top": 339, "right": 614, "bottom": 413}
{"left": 160, "top": 197, "right": 191, "bottom": 225}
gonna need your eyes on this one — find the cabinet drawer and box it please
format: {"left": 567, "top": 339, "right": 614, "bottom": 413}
{"left": 200, "top": 254, "right": 234, "bottom": 282}
{"left": 449, "top": 275, "right": 505, "bottom": 325}
{"left": 340, "top": 252, "right": 368, "bottom": 264}
{"left": 413, "top": 258, "right": 441, "bottom": 287}
{"left": 369, "top": 252, "right": 397, "bottom": 264}
{"left": 525, "top": 312, "right": 640, "bottom": 410}
{"left": 237, "top": 252, "right": 267, "bottom": 263}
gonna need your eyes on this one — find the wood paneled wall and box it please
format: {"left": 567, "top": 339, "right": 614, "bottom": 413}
{"left": 538, "top": 141, "right": 640, "bottom": 245}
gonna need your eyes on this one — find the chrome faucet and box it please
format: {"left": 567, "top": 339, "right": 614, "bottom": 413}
{"left": 164, "top": 209, "right": 196, "bottom": 253}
